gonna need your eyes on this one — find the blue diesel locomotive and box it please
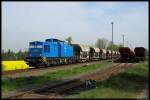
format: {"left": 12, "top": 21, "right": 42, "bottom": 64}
{"left": 25, "top": 38, "right": 74, "bottom": 67}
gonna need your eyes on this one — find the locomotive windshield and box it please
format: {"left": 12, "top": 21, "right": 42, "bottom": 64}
{"left": 29, "top": 43, "right": 43, "bottom": 57}
{"left": 29, "top": 45, "right": 42, "bottom": 48}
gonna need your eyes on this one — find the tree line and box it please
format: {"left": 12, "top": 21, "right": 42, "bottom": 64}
{"left": 2, "top": 49, "right": 28, "bottom": 61}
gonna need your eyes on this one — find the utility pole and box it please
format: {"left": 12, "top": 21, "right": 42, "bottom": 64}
{"left": 111, "top": 22, "right": 114, "bottom": 62}
{"left": 122, "top": 34, "right": 125, "bottom": 47}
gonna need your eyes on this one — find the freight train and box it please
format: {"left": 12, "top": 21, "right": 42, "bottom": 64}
{"left": 118, "top": 47, "right": 146, "bottom": 62}
{"left": 25, "top": 38, "right": 146, "bottom": 67}
{"left": 25, "top": 38, "right": 119, "bottom": 67}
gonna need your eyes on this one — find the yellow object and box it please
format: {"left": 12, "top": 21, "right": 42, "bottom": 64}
{"left": 2, "top": 61, "right": 29, "bottom": 71}
{"left": 42, "top": 57, "right": 47, "bottom": 62}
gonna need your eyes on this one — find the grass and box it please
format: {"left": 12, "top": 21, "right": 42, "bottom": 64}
{"left": 67, "top": 60, "right": 149, "bottom": 99}
{"left": 2, "top": 60, "right": 112, "bottom": 94}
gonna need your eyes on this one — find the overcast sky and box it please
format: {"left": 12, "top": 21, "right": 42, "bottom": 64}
{"left": 2, "top": 2, "right": 148, "bottom": 52}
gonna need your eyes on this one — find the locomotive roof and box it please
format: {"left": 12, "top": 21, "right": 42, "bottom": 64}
{"left": 45, "top": 38, "right": 64, "bottom": 42}
{"left": 29, "top": 41, "right": 43, "bottom": 45}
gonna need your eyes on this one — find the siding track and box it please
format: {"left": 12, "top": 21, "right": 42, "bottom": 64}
{"left": 3, "top": 63, "right": 136, "bottom": 99}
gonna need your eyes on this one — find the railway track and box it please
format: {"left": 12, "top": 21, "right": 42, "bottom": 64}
{"left": 2, "top": 60, "right": 107, "bottom": 77}
{"left": 3, "top": 62, "right": 136, "bottom": 99}
{"left": 79, "top": 63, "right": 125, "bottom": 81}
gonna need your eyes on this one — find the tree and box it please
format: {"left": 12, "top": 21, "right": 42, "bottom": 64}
{"left": 2, "top": 49, "right": 28, "bottom": 61}
{"left": 106, "top": 41, "right": 112, "bottom": 50}
{"left": 107, "top": 41, "right": 121, "bottom": 51}
{"left": 16, "top": 49, "right": 28, "bottom": 60}
{"left": 3, "top": 49, "right": 15, "bottom": 60}
{"left": 95, "top": 38, "right": 108, "bottom": 49}
{"left": 65, "top": 36, "right": 73, "bottom": 44}
{"left": 119, "top": 43, "right": 123, "bottom": 47}
{"left": 2, "top": 49, "right": 7, "bottom": 60}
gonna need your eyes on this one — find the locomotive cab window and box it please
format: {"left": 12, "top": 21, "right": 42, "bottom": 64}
{"left": 29, "top": 44, "right": 43, "bottom": 48}
{"left": 44, "top": 45, "right": 50, "bottom": 52}
{"left": 29, "top": 45, "right": 35, "bottom": 48}
{"left": 37, "top": 45, "right": 43, "bottom": 48}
